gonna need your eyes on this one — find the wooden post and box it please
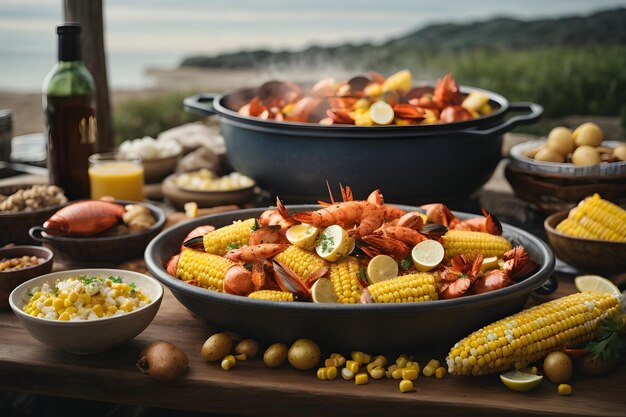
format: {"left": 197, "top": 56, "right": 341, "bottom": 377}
{"left": 63, "top": 0, "right": 113, "bottom": 152}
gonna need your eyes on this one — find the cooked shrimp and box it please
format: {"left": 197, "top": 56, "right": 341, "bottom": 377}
{"left": 367, "top": 189, "right": 406, "bottom": 221}
{"left": 248, "top": 227, "right": 289, "bottom": 245}
{"left": 380, "top": 226, "right": 428, "bottom": 246}
{"left": 224, "top": 244, "right": 289, "bottom": 263}
{"left": 293, "top": 201, "right": 384, "bottom": 238}
{"left": 259, "top": 197, "right": 295, "bottom": 228}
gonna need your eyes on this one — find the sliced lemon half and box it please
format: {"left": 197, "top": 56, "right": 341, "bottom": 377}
{"left": 411, "top": 240, "right": 444, "bottom": 272}
{"left": 500, "top": 370, "right": 543, "bottom": 392}
{"left": 367, "top": 255, "right": 399, "bottom": 284}
{"left": 315, "top": 225, "right": 350, "bottom": 262}
{"left": 369, "top": 101, "right": 394, "bottom": 125}
{"left": 481, "top": 256, "right": 499, "bottom": 272}
{"left": 286, "top": 223, "right": 319, "bottom": 250}
{"left": 574, "top": 275, "right": 621, "bottom": 298}
{"left": 311, "top": 278, "right": 338, "bottom": 303}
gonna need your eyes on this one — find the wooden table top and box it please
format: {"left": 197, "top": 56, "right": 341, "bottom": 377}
{"left": 1, "top": 271, "right": 624, "bottom": 417}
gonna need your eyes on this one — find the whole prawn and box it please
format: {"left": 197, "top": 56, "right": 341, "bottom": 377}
{"left": 293, "top": 201, "right": 384, "bottom": 238}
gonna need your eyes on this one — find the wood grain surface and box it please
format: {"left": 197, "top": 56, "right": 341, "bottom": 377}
{"left": 0, "top": 273, "right": 623, "bottom": 417}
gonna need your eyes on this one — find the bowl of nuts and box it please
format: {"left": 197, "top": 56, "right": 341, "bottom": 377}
{"left": 0, "top": 245, "right": 53, "bottom": 310}
{"left": 0, "top": 184, "right": 68, "bottom": 246}
{"left": 506, "top": 122, "right": 626, "bottom": 212}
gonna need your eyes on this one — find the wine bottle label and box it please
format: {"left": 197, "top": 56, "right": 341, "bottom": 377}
{"left": 79, "top": 115, "right": 97, "bottom": 144}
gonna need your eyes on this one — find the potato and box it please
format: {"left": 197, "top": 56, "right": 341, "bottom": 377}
{"left": 573, "top": 122, "right": 603, "bottom": 147}
{"left": 136, "top": 341, "right": 189, "bottom": 382}
{"left": 287, "top": 338, "right": 321, "bottom": 370}
{"left": 263, "top": 342, "right": 288, "bottom": 368}
{"left": 579, "top": 352, "right": 618, "bottom": 375}
{"left": 571, "top": 145, "right": 601, "bottom": 166}
{"left": 613, "top": 144, "right": 626, "bottom": 161}
{"left": 201, "top": 332, "right": 233, "bottom": 361}
{"left": 543, "top": 351, "right": 573, "bottom": 384}
{"left": 235, "top": 338, "right": 260, "bottom": 358}
{"left": 546, "top": 127, "right": 575, "bottom": 155}
{"left": 534, "top": 147, "right": 565, "bottom": 163}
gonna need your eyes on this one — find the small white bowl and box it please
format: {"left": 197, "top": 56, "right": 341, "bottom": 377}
{"left": 9, "top": 269, "right": 163, "bottom": 354}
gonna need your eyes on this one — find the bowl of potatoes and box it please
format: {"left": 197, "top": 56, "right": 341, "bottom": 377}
{"left": 506, "top": 122, "right": 626, "bottom": 212}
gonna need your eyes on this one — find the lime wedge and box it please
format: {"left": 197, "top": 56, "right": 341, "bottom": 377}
{"left": 411, "top": 240, "right": 444, "bottom": 272}
{"left": 315, "top": 225, "right": 350, "bottom": 262}
{"left": 286, "top": 224, "right": 319, "bottom": 250}
{"left": 370, "top": 101, "right": 394, "bottom": 125}
{"left": 367, "top": 255, "right": 399, "bottom": 284}
{"left": 500, "top": 370, "right": 543, "bottom": 392}
{"left": 574, "top": 275, "right": 621, "bottom": 298}
{"left": 311, "top": 278, "right": 338, "bottom": 303}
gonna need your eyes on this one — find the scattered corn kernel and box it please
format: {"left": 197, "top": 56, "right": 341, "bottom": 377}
{"left": 235, "top": 353, "right": 246, "bottom": 361}
{"left": 330, "top": 353, "right": 346, "bottom": 367}
{"left": 362, "top": 353, "right": 372, "bottom": 364}
{"left": 346, "top": 360, "right": 359, "bottom": 374}
{"left": 423, "top": 359, "right": 440, "bottom": 377}
{"left": 354, "top": 373, "right": 368, "bottom": 385}
{"left": 370, "top": 366, "right": 386, "bottom": 380}
{"left": 435, "top": 367, "right": 446, "bottom": 379}
{"left": 221, "top": 355, "right": 236, "bottom": 371}
{"left": 326, "top": 366, "right": 338, "bottom": 380}
{"left": 402, "top": 368, "right": 418, "bottom": 381}
{"left": 317, "top": 367, "right": 328, "bottom": 380}
{"left": 351, "top": 351, "right": 365, "bottom": 365}
{"left": 391, "top": 368, "right": 404, "bottom": 380}
{"left": 372, "top": 355, "right": 387, "bottom": 367}
{"left": 399, "top": 379, "right": 414, "bottom": 393}
{"left": 558, "top": 384, "right": 572, "bottom": 396}
{"left": 396, "top": 354, "right": 408, "bottom": 368}
{"left": 325, "top": 358, "right": 336, "bottom": 367}
{"left": 341, "top": 367, "right": 354, "bottom": 380}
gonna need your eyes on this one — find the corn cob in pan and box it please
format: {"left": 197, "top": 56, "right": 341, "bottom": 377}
{"left": 442, "top": 230, "right": 512, "bottom": 260}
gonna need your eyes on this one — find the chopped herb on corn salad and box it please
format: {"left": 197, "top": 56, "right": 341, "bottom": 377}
{"left": 22, "top": 275, "right": 150, "bottom": 321}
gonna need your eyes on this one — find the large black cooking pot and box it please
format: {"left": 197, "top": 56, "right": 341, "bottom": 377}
{"left": 184, "top": 85, "right": 542, "bottom": 203}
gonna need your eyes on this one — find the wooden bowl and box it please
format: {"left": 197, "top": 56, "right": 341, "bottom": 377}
{"left": 0, "top": 184, "right": 65, "bottom": 246}
{"left": 161, "top": 173, "right": 256, "bottom": 210}
{"left": 27, "top": 201, "right": 166, "bottom": 264}
{"left": 0, "top": 245, "right": 54, "bottom": 310}
{"left": 544, "top": 211, "right": 626, "bottom": 275}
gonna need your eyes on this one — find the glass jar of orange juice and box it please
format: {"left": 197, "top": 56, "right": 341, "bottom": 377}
{"left": 88, "top": 152, "right": 144, "bottom": 201}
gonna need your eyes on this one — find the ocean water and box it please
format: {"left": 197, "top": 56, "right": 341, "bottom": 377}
{"left": 1, "top": 0, "right": 625, "bottom": 92}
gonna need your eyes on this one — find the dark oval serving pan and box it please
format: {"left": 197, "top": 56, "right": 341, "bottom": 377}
{"left": 145, "top": 205, "right": 555, "bottom": 352}
{"left": 184, "top": 84, "right": 542, "bottom": 203}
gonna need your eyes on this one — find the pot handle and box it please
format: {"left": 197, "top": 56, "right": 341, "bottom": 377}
{"left": 183, "top": 93, "right": 219, "bottom": 116}
{"left": 28, "top": 226, "right": 46, "bottom": 242}
{"left": 458, "top": 102, "right": 543, "bottom": 138}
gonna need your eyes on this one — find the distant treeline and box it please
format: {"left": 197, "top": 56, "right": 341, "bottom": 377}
{"left": 180, "top": 8, "right": 626, "bottom": 125}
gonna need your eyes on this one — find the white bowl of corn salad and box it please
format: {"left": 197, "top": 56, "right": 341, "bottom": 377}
{"left": 9, "top": 269, "right": 163, "bottom": 354}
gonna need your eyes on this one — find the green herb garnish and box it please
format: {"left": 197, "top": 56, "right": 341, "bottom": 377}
{"left": 358, "top": 266, "right": 366, "bottom": 281}
{"left": 109, "top": 276, "right": 123, "bottom": 284}
{"left": 226, "top": 242, "right": 240, "bottom": 251}
{"left": 53, "top": 286, "right": 59, "bottom": 296}
{"left": 586, "top": 317, "right": 625, "bottom": 362}
{"left": 244, "top": 262, "right": 253, "bottom": 271}
{"left": 316, "top": 233, "right": 335, "bottom": 254}
{"left": 251, "top": 219, "right": 260, "bottom": 231}
{"left": 79, "top": 275, "right": 98, "bottom": 285}
{"left": 400, "top": 258, "right": 411, "bottom": 271}
{"left": 129, "top": 282, "right": 137, "bottom": 294}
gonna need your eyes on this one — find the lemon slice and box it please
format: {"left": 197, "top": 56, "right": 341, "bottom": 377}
{"left": 311, "top": 278, "right": 338, "bottom": 303}
{"left": 369, "top": 101, "right": 394, "bottom": 125}
{"left": 481, "top": 256, "right": 499, "bottom": 272}
{"left": 382, "top": 69, "right": 412, "bottom": 93}
{"left": 574, "top": 275, "right": 621, "bottom": 298}
{"left": 286, "top": 224, "right": 319, "bottom": 250}
{"left": 411, "top": 240, "right": 444, "bottom": 272}
{"left": 500, "top": 370, "right": 543, "bottom": 392}
{"left": 316, "top": 225, "right": 350, "bottom": 262}
{"left": 345, "top": 236, "right": 356, "bottom": 255}
{"left": 367, "top": 255, "right": 399, "bottom": 284}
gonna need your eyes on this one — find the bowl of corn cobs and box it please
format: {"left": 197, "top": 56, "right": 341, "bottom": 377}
{"left": 146, "top": 201, "right": 555, "bottom": 352}
{"left": 545, "top": 193, "right": 626, "bottom": 275}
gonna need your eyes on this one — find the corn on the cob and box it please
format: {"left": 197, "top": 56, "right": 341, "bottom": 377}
{"left": 176, "top": 249, "right": 234, "bottom": 291}
{"left": 248, "top": 290, "right": 294, "bottom": 302}
{"left": 442, "top": 230, "right": 512, "bottom": 260}
{"left": 446, "top": 292, "right": 621, "bottom": 376}
{"left": 556, "top": 194, "right": 626, "bottom": 241}
{"left": 273, "top": 245, "right": 328, "bottom": 282}
{"left": 203, "top": 218, "right": 256, "bottom": 255}
{"left": 367, "top": 273, "right": 438, "bottom": 303}
{"left": 329, "top": 256, "right": 363, "bottom": 304}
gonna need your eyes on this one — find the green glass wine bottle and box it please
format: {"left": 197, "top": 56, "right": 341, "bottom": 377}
{"left": 43, "top": 23, "right": 97, "bottom": 199}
